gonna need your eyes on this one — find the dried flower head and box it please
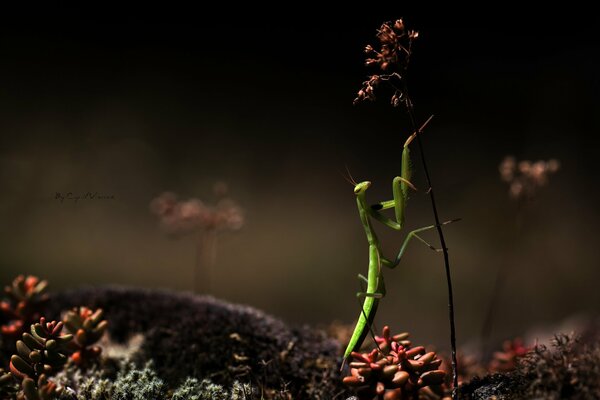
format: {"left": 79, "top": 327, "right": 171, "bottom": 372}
{"left": 354, "top": 19, "right": 418, "bottom": 107}
{"left": 343, "top": 326, "right": 450, "bottom": 399}
{"left": 499, "top": 156, "right": 560, "bottom": 200}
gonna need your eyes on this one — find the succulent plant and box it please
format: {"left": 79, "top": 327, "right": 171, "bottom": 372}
{"left": 343, "top": 326, "right": 450, "bottom": 400}
{"left": 63, "top": 307, "right": 107, "bottom": 366}
{"left": 17, "top": 375, "right": 60, "bottom": 400}
{"left": 488, "top": 338, "right": 531, "bottom": 373}
{"left": 9, "top": 318, "right": 72, "bottom": 400}
{"left": 1, "top": 276, "right": 49, "bottom": 338}
{"left": 0, "top": 368, "right": 18, "bottom": 397}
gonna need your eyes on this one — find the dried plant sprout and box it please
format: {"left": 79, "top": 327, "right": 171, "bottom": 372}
{"left": 355, "top": 19, "right": 419, "bottom": 108}
{"left": 150, "top": 182, "right": 244, "bottom": 293}
{"left": 350, "top": 18, "right": 459, "bottom": 398}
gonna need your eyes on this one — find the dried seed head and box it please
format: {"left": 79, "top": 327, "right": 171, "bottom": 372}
{"left": 394, "top": 19, "right": 404, "bottom": 31}
{"left": 354, "top": 18, "right": 418, "bottom": 108}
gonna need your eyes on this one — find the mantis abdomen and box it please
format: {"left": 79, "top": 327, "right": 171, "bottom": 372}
{"left": 343, "top": 244, "right": 383, "bottom": 361}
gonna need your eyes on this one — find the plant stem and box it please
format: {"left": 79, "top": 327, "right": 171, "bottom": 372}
{"left": 481, "top": 199, "right": 524, "bottom": 358}
{"left": 403, "top": 83, "right": 459, "bottom": 398}
{"left": 195, "top": 228, "right": 218, "bottom": 293}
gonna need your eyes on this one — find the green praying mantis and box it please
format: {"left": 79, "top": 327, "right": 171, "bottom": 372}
{"left": 342, "top": 116, "right": 456, "bottom": 367}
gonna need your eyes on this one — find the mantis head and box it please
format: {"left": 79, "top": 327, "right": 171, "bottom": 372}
{"left": 353, "top": 181, "right": 371, "bottom": 195}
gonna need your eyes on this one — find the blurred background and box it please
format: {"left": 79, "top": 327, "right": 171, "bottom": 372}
{"left": 0, "top": 6, "right": 598, "bottom": 351}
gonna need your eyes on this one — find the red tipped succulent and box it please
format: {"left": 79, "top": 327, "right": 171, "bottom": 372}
{"left": 489, "top": 338, "right": 531, "bottom": 373}
{"left": 343, "top": 326, "right": 450, "bottom": 400}
{"left": 63, "top": 307, "right": 108, "bottom": 366}
{"left": 0, "top": 368, "right": 18, "bottom": 396}
{"left": 1, "top": 276, "right": 48, "bottom": 338}
{"left": 16, "top": 374, "right": 60, "bottom": 400}
{"left": 9, "top": 318, "right": 72, "bottom": 400}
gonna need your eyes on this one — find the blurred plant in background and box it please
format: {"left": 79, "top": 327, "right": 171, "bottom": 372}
{"left": 481, "top": 157, "right": 560, "bottom": 359}
{"left": 1, "top": 276, "right": 49, "bottom": 360}
{"left": 499, "top": 156, "right": 560, "bottom": 201}
{"left": 488, "top": 337, "right": 531, "bottom": 373}
{"left": 149, "top": 183, "right": 244, "bottom": 293}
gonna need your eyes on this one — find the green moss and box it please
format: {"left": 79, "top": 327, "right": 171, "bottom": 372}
{"left": 74, "top": 376, "right": 112, "bottom": 400}
{"left": 56, "top": 361, "right": 254, "bottom": 400}
{"left": 57, "top": 362, "right": 165, "bottom": 400}
{"left": 171, "top": 377, "right": 252, "bottom": 400}
{"left": 111, "top": 362, "right": 166, "bottom": 400}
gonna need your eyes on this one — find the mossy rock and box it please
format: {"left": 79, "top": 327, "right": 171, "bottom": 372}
{"left": 44, "top": 286, "right": 350, "bottom": 399}
{"left": 35, "top": 287, "right": 600, "bottom": 399}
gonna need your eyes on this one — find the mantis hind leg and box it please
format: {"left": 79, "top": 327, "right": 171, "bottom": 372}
{"left": 382, "top": 219, "right": 460, "bottom": 269}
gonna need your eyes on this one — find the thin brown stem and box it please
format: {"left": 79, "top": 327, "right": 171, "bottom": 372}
{"left": 402, "top": 82, "right": 459, "bottom": 399}
{"left": 481, "top": 199, "right": 524, "bottom": 358}
{"left": 195, "top": 228, "right": 218, "bottom": 293}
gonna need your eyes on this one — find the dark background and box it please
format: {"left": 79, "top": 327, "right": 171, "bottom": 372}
{"left": 1, "top": 6, "right": 598, "bottom": 351}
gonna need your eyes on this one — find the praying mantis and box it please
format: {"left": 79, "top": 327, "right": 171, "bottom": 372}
{"left": 342, "top": 116, "right": 456, "bottom": 366}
